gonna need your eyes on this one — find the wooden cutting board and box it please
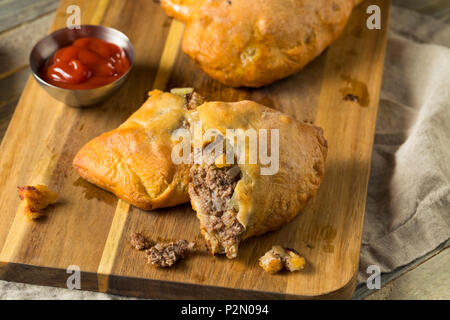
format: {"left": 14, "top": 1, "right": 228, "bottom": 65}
{"left": 0, "top": 0, "right": 390, "bottom": 299}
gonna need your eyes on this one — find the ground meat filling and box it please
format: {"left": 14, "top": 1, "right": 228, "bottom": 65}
{"left": 146, "top": 240, "right": 195, "bottom": 268}
{"left": 190, "top": 164, "right": 244, "bottom": 257}
{"left": 259, "top": 246, "right": 306, "bottom": 273}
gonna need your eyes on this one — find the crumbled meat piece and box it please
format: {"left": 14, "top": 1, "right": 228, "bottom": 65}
{"left": 186, "top": 92, "right": 205, "bottom": 110}
{"left": 146, "top": 240, "right": 195, "bottom": 268}
{"left": 180, "top": 118, "right": 189, "bottom": 129}
{"left": 190, "top": 164, "right": 244, "bottom": 258}
{"left": 259, "top": 246, "right": 306, "bottom": 274}
{"left": 17, "top": 184, "right": 58, "bottom": 220}
{"left": 130, "top": 232, "right": 152, "bottom": 250}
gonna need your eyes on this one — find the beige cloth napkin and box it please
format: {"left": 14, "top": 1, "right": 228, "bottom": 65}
{"left": 358, "top": 6, "right": 450, "bottom": 283}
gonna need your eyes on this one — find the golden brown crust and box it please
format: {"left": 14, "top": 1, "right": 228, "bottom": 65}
{"left": 188, "top": 100, "right": 328, "bottom": 257}
{"left": 73, "top": 90, "right": 191, "bottom": 210}
{"left": 161, "top": 0, "right": 361, "bottom": 87}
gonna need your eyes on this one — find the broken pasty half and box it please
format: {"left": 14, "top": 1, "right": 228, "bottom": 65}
{"left": 73, "top": 89, "right": 203, "bottom": 210}
{"left": 188, "top": 100, "right": 328, "bottom": 258}
{"left": 161, "top": 0, "right": 362, "bottom": 87}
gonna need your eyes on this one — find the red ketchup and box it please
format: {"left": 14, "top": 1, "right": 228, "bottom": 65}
{"left": 40, "top": 37, "right": 131, "bottom": 90}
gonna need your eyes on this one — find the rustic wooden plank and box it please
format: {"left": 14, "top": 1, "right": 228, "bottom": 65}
{"left": 351, "top": 0, "right": 450, "bottom": 300}
{"left": 0, "top": 11, "right": 55, "bottom": 142}
{"left": 0, "top": 0, "right": 59, "bottom": 34}
{"left": 0, "top": 68, "right": 30, "bottom": 102}
{"left": 0, "top": 0, "right": 390, "bottom": 299}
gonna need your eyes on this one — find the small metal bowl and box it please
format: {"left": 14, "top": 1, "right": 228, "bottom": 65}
{"left": 30, "top": 25, "right": 135, "bottom": 107}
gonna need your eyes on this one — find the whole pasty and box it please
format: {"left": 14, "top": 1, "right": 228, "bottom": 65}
{"left": 73, "top": 89, "right": 201, "bottom": 210}
{"left": 187, "top": 100, "right": 328, "bottom": 258}
{"left": 161, "top": 0, "right": 362, "bottom": 87}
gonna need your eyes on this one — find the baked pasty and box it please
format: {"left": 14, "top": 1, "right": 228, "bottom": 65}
{"left": 161, "top": 0, "right": 362, "bottom": 87}
{"left": 73, "top": 89, "right": 202, "bottom": 210}
{"left": 187, "top": 100, "right": 328, "bottom": 258}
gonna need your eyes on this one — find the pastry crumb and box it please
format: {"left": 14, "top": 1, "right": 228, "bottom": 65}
{"left": 146, "top": 240, "right": 196, "bottom": 268}
{"left": 17, "top": 184, "right": 58, "bottom": 220}
{"left": 130, "top": 232, "right": 152, "bottom": 250}
{"left": 259, "top": 246, "right": 306, "bottom": 274}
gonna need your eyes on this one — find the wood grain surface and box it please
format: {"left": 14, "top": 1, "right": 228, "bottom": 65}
{"left": 0, "top": 0, "right": 58, "bottom": 33}
{"left": 0, "top": 0, "right": 390, "bottom": 299}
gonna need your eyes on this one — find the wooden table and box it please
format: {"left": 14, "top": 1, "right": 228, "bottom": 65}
{"left": 0, "top": 0, "right": 448, "bottom": 300}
